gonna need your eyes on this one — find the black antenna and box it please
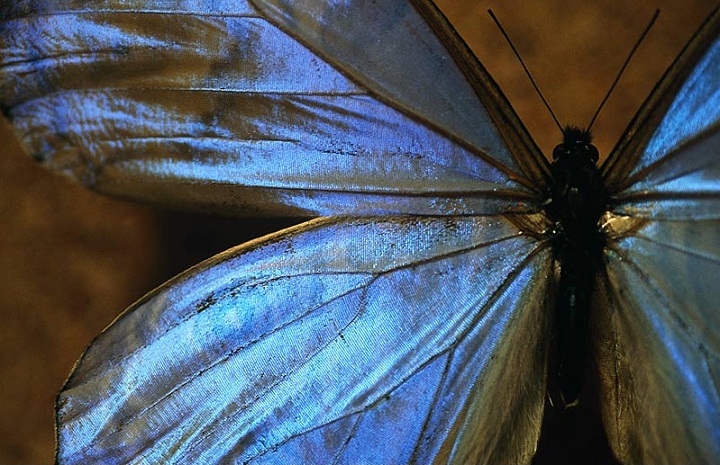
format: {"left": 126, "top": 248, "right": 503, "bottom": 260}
{"left": 587, "top": 10, "right": 660, "bottom": 130}
{"left": 488, "top": 9, "right": 563, "bottom": 133}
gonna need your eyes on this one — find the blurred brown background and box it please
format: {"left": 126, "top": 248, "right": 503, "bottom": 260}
{"left": 0, "top": 1, "right": 716, "bottom": 463}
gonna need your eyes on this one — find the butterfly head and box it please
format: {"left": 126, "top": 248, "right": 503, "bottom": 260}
{"left": 553, "top": 126, "right": 599, "bottom": 164}
{"left": 545, "top": 124, "right": 606, "bottom": 240}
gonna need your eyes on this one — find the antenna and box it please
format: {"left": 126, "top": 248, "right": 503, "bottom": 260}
{"left": 587, "top": 10, "right": 660, "bottom": 130}
{"left": 488, "top": 9, "right": 563, "bottom": 133}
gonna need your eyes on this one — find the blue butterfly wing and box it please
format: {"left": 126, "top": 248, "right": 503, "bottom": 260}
{"left": 0, "top": 0, "right": 545, "bottom": 217}
{"left": 0, "top": 1, "right": 562, "bottom": 463}
{"left": 597, "top": 7, "right": 720, "bottom": 464}
{"left": 57, "top": 216, "right": 553, "bottom": 464}
{"left": 249, "top": 0, "right": 551, "bottom": 188}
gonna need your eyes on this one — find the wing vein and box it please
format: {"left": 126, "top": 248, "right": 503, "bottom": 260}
{"left": 702, "top": 350, "right": 720, "bottom": 406}
{"left": 409, "top": 346, "right": 455, "bottom": 463}
{"left": 618, "top": 121, "right": 720, "bottom": 190}
{"left": 5, "top": 10, "right": 263, "bottom": 20}
{"left": 7, "top": 88, "right": 368, "bottom": 112}
{"left": 614, "top": 191, "right": 720, "bottom": 204}
{"left": 631, "top": 230, "right": 720, "bottom": 264}
{"left": 330, "top": 411, "right": 363, "bottom": 465}
{"left": 607, "top": 243, "right": 718, "bottom": 357}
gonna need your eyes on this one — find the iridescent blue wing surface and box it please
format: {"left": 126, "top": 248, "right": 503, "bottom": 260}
{"left": 596, "top": 7, "right": 720, "bottom": 464}
{"left": 57, "top": 216, "right": 553, "bottom": 465}
{"left": 0, "top": 0, "right": 548, "bottom": 217}
{"left": 0, "top": 0, "right": 561, "bottom": 463}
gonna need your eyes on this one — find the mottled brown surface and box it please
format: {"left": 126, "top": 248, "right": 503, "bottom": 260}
{"left": 0, "top": 1, "right": 716, "bottom": 463}
{"left": 0, "top": 118, "right": 161, "bottom": 462}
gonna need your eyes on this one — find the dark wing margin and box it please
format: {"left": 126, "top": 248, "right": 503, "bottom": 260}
{"left": 0, "top": 0, "right": 545, "bottom": 217}
{"left": 596, "top": 6, "right": 720, "bottom": 464}
{"left": 409, "top": 0, "right": 551, "bottom": 189}
{"left": 56, "top": 215, "right": 553, "bottom": 465}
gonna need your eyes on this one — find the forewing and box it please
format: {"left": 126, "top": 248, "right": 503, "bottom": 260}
{"left": 56, "top": 215, "right": 553, "bottom": 465}
{"left": 0, "top": 0, "right": 544, "bottom": 217}
{"left": 602, "top": 6, "right": 720, "bottom": 220}
{"left": 250, "top": 0, "right": 550, "bottom": 188}
{"left": 595, "top": 7, "right": 720, "bottom": 464}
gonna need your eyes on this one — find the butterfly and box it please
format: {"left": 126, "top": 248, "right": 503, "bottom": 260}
{"left": 1, "top": 1, "right": 719, "bottom": 464}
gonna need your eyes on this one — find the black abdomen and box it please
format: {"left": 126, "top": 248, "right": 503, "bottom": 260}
{"left": 545, "top": 127, "right": 607, "bottom": 406}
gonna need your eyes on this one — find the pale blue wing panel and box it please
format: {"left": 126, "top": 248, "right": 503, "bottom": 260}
{"left": 56, "top": 215, "right": 553, "bottom": 465}
{"left": 602, "top": 6, "right": 720, "bottom": 220}
{"left": 594, "top": 7, "right": 720, "bottom": 464}
{"left": 592, "top": 217, "right": 720, "bottom": 464}
{"left": 0, "top": 0, "right": 540, "bottom": 217}
{"left": 250, "top": 0, "right": 550, "bottom": 187}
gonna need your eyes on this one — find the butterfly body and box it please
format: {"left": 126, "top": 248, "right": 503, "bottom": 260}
{"left": 545, "top": 127, "right": 607, "bottom": 405}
